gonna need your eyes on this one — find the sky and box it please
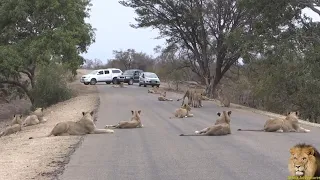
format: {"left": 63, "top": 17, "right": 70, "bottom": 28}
{"left": 81, "top": 1, "right": 320, "bottom": 63}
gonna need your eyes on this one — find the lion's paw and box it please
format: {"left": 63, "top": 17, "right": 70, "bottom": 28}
{"left": 276, "top": 129, "right": 284, "bottom": 133}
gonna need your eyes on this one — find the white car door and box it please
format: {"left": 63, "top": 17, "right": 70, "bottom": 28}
{"left": 139, "top": 73, "right": 145, "bottom": 83}
{"left": 96, "top": 70, "right": 104, "bottom": 82}
{"left": 104, "top": 70, "right": 112, "bottom": 81}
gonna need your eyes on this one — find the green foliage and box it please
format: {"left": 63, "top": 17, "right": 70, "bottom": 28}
{"left": 0, "top": 0, "right": 95, "bottom": 105}
{"left": 31, "top": 63, "right": 73, "bottom": 108}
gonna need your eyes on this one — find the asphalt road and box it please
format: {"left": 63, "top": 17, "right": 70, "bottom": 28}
{"left": 59, "top": 83, "right": 320, "bottom": 180}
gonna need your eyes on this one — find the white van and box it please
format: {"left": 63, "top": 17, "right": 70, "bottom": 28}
{"left": 80, "top": 68, "right": 123, "bottom": 85}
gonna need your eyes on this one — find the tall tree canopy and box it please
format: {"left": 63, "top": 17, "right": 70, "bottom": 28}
{"left": 0, "top": 0, "right": 95, "bottom": 104}
{"left": 119, "top": 0, "right": 306, "bottom": 96}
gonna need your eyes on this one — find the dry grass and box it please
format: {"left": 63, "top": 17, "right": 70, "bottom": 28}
{"left": 0, "top": 69, "right": 100, "bottom": 180}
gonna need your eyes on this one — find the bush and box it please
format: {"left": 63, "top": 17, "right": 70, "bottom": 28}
{"left": 31, "top": 63, "right": 73, "bottom": 108}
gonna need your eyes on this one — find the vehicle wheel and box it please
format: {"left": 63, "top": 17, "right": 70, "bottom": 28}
{"left": 152, "top": 85, "right": 154, "bottom": 87}
{"left": 128, "top": 79, "right": 133, "bottom": 85}
{"left": 156, "top": 85, "right": 160, "bottom": 87}
{"left": 90, "top": 78, "right": 97, "bottom": 85}
{"left": 106, "top": 82, "right": 111, "bottom": 84}
{"left": 144, "top": 82, "right": 147, "bottom": 87}
{"left": 139, "top": 83, "right": 141, "bottom": 87}
{"left": 84, "top": 82, "right": 89, "bottom": 85}
{"left": 112, "top": 78, "right": 117, "bottom": 84}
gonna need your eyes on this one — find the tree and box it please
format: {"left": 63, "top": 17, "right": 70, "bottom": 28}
{"left": 0, "top": 0, "right": 95, "bottom": 105}
{"left": 111, "top": 49, "right": 155, "bottom": 71}
{"left": 119, "top": 0, "right": 267, "bottom": 97}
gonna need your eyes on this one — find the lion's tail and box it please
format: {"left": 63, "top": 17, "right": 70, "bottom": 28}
{"left": 29, "top": 132, "right": 52, "bottom": 139}
{"left": 179, "top": 134, "right": 205, "bottom": 136}
{"left": 237, "top": 128, "right": 264, "bottom": 132}
{"left": 105, "top": 125, "right": 117, "bottom": 129}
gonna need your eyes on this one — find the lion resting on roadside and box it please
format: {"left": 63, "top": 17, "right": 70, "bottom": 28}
{"left": 180, "top": 111, "right": 232, "bottom": 136}
{"left": 158, "top": 91, "right": 173, "bottom": 101}
{"left": 23, "top": 108, "right": 47, "bottom": 127}
{"left": 0, "top": 114, "right": 23, "bottom": 137}
{"left": 177, "top": 88, "right": 205, "bottom": 108}
{"left": 112, "top": 82, "right": 126, "bottom": 88}
{"left": 288, "top": 143, "right": 320, "bottom": 179}
{"left": 169, "top": 103, "right": 193, "bottom": 119}
{"left": 29, "top": 111, "right": 114, "bottom": 139}
{"left": 237, "top": 111, "right": 311, "bottom": 133}
{"left": 148, "top": 86, "right": 160, "bottom": 94}
{"left": 105, "top": 110, "right": 144, "bottom": 129}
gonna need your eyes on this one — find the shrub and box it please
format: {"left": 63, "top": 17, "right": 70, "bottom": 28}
{"left": 31, "top": 63, "right": 73, "bottom": 108}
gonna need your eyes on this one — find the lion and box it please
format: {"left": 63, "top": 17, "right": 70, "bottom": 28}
{"left": 0, "top": 114, "right": 23, "bottom": 137}
{"left": 10, "top": 114, "right": 23, "bottom": 126}
{"left": 105, "top": 110, "right": 144, "bottom": 129}
{"left": 191, "top": 92, "right": 202, "bottom": 108}
{"left": 23, "top": 107, "right": 46, "bottom": 127}
{"left": 201, "top": 95, "right": 215, "bottom": 101}
{"left": 112, "top": 82, "right": 127, "bottom": 88}
{"left": 288, "top": 143, "right": 320, "bottom": 179}
{"left": 148, "top": 86, "right": 160, "bottom": 94}
{"left": 217, "top": 89, "right": 230, "bottom": 107}
{"left": 237, "top": 111, "right": 311, "bottom": 133}
{"left": 180, "top": 111, "right": 232, "bottom": 136}
{"left": 158, "top": 91, "right": 173, "bottom": 101}
{"left": 29, "top": 111, "right": 114, "bottom": 139}
{"left": 169, "top": 103, "right": 194, "bottom": 119}
{"left": 177, "top": 88, "right": 205, "bottom": 108}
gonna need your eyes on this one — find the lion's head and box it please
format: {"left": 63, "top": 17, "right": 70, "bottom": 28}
{"left": 181, "top": 103, "right": 191, "bottom": 111}
{"left": 289, "top": 143, "right": 319, "bottom": 177}
{"left": 12, "top": 114, "right": 23, "bottom": 125}
{"left": 33, "top": 107, "right": 44, "bottom": 117}
{"left": 130, "top": 110, "right": 142, "bottom": 122}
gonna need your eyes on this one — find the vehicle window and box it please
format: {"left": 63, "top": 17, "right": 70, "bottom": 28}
{"left": 145, "top": 73, "right": 158, "bottom": 78}
{"left": 123, "top": 70, "right": 135, "bottom": 75}
{"left": 104, "top": 70, "right": 109, "bottom": 74}
{"left": 112, "top": 70, "right": 121, "bottom": 73}
{"left": 134, "top": 71, "right": 140, "bottom": 76}
{"left": 98, "top": 71, "right": 104, "bottom": 75}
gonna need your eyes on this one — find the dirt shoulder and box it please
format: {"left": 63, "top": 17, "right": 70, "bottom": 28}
{"left": 0, "top": 69, "right": 99, "bottom": 180}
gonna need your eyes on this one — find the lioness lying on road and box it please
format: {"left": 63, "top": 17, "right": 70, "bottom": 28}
{"left": 29, "top": 111, "right": 114, "bottom": 139}
{"left": 180, "top": 111, "right": 232, "bottom": 136}
{"left": 148, "top": 86, "right": 160, "bottom": 94}
{"left": 105, "top": 110, "right": 144, "bottom": 129}
{"left": 237, "top": 111, "right": 310, "bottom": 133}
{"left": 0, "top": 114, "right": 23, "bottom": 137}
{"left": 288, "top": 143, "right": 320, "bottom": 179}
{"left": 158, "top": 92, "right": 173, "bottom": 101}
{"left": 169, "top": 103, "right": 193, "bottom": 119}
{"left": 112, "top": 82, "right": 127, "bottom": 88}
{"left": 23, "top": 107, "right": 47, "bottom": 127}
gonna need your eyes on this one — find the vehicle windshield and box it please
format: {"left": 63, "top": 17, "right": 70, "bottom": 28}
{"left": 123, "top": 70, "right": 135, "bottom": 75}
{"left": 89, "top": 70, "right": 98, "bottom": 74}
{"left": 145, "top": 73, "right": 158, "bottom": 78}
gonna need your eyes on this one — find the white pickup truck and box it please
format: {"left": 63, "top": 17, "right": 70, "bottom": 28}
{"left": 80, "top": 68, "right": 123, "bottom": 85}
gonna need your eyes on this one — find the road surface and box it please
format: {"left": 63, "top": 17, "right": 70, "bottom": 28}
{"left": 59, "top": 83, "right": 320, "bottom": 180}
